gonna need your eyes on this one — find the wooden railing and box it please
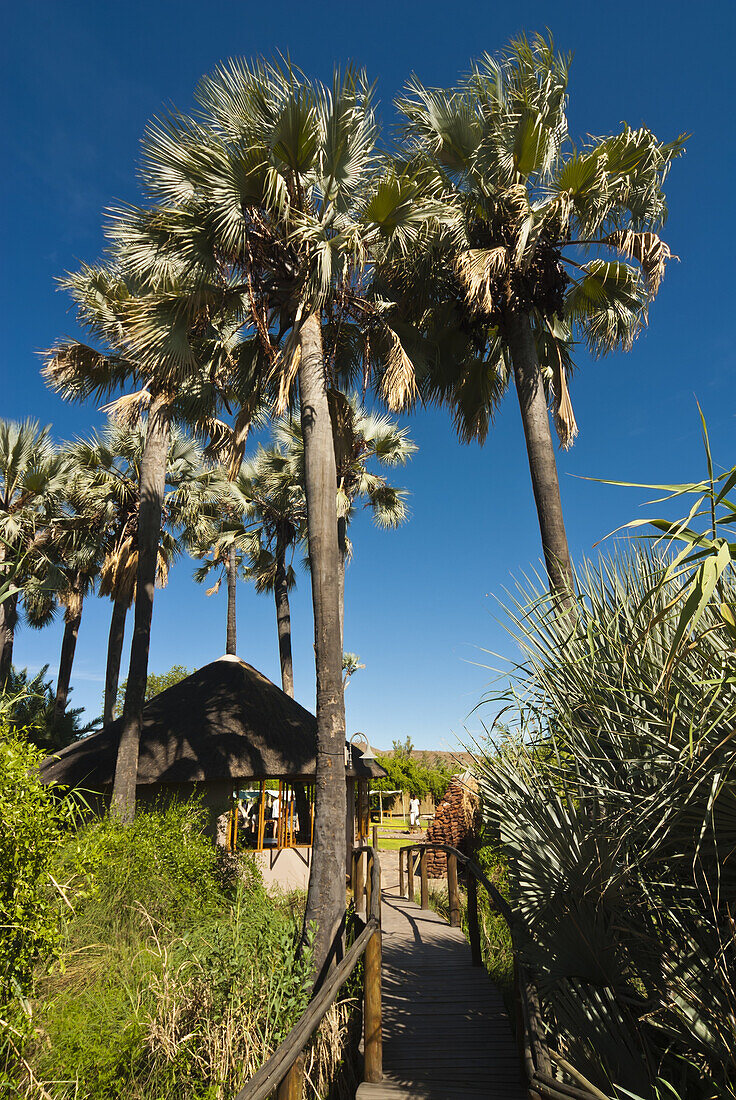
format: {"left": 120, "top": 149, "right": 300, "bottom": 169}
{"left": 398, "top": 842, "right": 604, "bottom": 1100}
{"left": 234, "top": 844, "right": 382, "bottom": 1100}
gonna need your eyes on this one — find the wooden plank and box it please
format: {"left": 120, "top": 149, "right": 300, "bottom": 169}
{"left": 372, "top": 861, "right": 526, "bottom": 1100}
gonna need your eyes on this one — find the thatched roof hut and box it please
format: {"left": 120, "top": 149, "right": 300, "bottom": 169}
{"left": 41, "top": 654, "right": 383, "bottom": 791}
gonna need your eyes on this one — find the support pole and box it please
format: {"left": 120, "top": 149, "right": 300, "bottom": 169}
{"left": 398, "top": 848, "right": 405, "bottom": 899}
{"left": 420, "top": 849, "right": 429, "bottom": 911}
{"left": 356, "top": 849, "right": 366, "bottom": 916}
{"left": 372, "top": 823, "right": 379, "bottom": 851}
{"left": 448, "top": 852, "right": 460, "bottom": 928}
{"left": 276, "top": 1056, "right": 304, "bottom": 1100}
{"left": 366, "top": 851, "right": 372, "bottom": 916}
{"left": 467, "top": 872, "right": 482, "bottom": 967}
{"left": 407, "top": 848, "right": 415, "bottom": 901}
{"left": 364, "top": 927, "right": 382, "bottom": 1082}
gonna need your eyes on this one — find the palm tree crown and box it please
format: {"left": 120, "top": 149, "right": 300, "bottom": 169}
{"left": 385, "top": 34, "right": 685, "bottom": 598}
{"left": 0, "top": 420, "right": 70, "bottom": 683}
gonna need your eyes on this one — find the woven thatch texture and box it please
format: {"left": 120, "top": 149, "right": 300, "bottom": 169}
{"left": 40, "top": 655, "right": 384, "bottom": 791}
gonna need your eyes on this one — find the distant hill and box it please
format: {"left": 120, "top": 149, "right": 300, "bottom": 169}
{"left": 376, "top": 749, "right": 474, "bottom": 772}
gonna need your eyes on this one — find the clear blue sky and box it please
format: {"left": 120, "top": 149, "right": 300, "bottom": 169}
{"left": 2, "top": 0, "right": 734, "bottom": 749}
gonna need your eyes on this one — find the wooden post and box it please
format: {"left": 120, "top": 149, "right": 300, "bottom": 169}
{"left": 356, "top": 848, "right": 366, "bottom": 916}
{"left": 420, "top": 849, "right": 429, "bottom": 910}
{"left": 364, "top": 926, "right": 382, "bottom": 1082}
{"left": 467, "top": 873, "right": 482, "bottom": 967}
{"left": 407, "top": 848, "right": 415, "bottom": 901}
{"left": 447, "top": 852, "right": 460, "bottom": 928}
{"left": 398, "top": 848, "right": 405, "bottom": 898}
{"left": 372, "top": 823, "right": 379, "bottom": 851}
{"left": 257, "top": 780, "right": 266, "bottom": 851}
{"left": 366, "top": 851, "right": 372, "bottom": 916}
{"left": 276, "top": 1055, "right": 304, "bottom": 1100}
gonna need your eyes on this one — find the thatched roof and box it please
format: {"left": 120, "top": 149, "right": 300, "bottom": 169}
{"left": 40, "top": 655, "right": 385, "bottom": 790}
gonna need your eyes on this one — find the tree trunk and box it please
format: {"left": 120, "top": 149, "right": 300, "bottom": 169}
{"left": 0, "top": 591, "right": 18, "bottom": 687}
{"left": 298, "top": 312, "right": 348, "bottom": 977}
{"left": 506, "top": 311, "right": 575, "bottom": 606}
{"left": 104, "top": 592, "right": 128, "bottom": 726}
{"left": 226, "top": 543, "right": 237, "bottom": 656}
{"left": 54, "top": 583, "right": 83, "bottom": 724}
{"left": 337, "top": 515, "right": 347, "bottom": 656}
{"left": 111, "top": 396, "right": 170, "bottom": 823}
{"left": 274, "top": 528, "right": 294, "bottom": 697}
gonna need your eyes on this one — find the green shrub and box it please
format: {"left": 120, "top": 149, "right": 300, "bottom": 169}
{"left": 13, "top": 800, "right": 315, "bottom": 1100}
{"left": 0, "top": 727, "right": 64, "bottom": 998}
{"left": 51, "top": 799, "right": 228, "bottom": 946}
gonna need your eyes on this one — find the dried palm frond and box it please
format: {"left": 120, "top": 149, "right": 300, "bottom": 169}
{"left": 272, "top": 338, "right": 302, "bottom": 417}
{"left": 544, "top": 319, "right": 578, "bottom": 449}
{"left": 100, "top": 387, "right": 153, "bottom": 427}
{"left": 99, "top": 537, "right": 138, "bottom": 602}
{"left": 227, "top": 409, "right": 252, "bottom": 479}
{"left": 379, "top": 327, "right": 418, "bottom": 410}
{"left": 605, "top": 229, "right": 675, "bottom": 296}
{"left": 454, "top": 247, "right": 508, "bottom": 314}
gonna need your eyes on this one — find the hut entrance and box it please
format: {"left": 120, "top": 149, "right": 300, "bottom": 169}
{"left": 227, "top": 780, "right": 315, "bottom": 853}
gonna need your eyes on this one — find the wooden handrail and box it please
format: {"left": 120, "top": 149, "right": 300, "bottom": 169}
{"left": 234, "top": 845, "right": 381, "bottom": 1100}
{"left": 397, "top": 841, "right": 601, "bottom": 1100}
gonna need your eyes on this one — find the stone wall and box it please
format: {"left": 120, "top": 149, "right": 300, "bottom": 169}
{"left": 425, "top": 775, "right": 479, "bottom": 876}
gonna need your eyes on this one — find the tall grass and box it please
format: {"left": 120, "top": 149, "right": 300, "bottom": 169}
{"left": 8, "top": 802, "right": 357, "bottom": 1099}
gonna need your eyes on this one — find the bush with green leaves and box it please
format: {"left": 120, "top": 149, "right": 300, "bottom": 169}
{"left": 9, "top": 800, "right": 317, "bottom": 1100}
{"left": 374, "top": 739, "right": 456, "bottom": 804}
{"left": 50, "top": 798, "right": 228, "bottom": 945}
{"left": 0, "top": 726, "right": 66, "bottom": 1000}
{"left": 115, "top": 664, "right": 194, "bottom": 716}
{"left": 475, "top": 548, "right": 736, "bottom": 1099}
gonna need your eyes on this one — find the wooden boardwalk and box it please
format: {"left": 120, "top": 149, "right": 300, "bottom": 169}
{"left": 356, "top": 859, "right": 527, "bottom": 1100}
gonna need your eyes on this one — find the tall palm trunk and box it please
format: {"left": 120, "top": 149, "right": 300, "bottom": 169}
{"left": 226, "top": 544, "right": 237, "bottom": 655}
{"left": 298, "top": 312, "right": 347, "bottom": 976}
{"left": 0, "top": 591, "right": 18, "bottom": 686}
{"left": 54, "top": 581, "right": 83, "bottom": 724}
{"left": 111, "top": 396, "right": 170, "bottom": 822}
{"left": 274, "top": 527, "right": 294, "bottom": 697}
{"left": 104, "top": 591, "right": 128, "bottom": 726}
{"left": 506, "top": 311, "right": 575, "bottom": 605}
{"left": 337, "top": 515, "right": 347, "bottom": 655}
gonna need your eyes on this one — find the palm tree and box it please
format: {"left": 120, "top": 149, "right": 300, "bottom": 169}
{"left": 2, "top": 664, "right": 96, "bottom": 751}
{"left": 391, "top": 33, "right": 686, "bottom": 602}
{"left": 277, "top": 394, "right": 416, "bottom": 646}
{"left": 193, "top": 536, "right": 247, "bottom": 657}
{"left": 241, "top": 447, "right": 306, "bottom": 697}
{"left": 45, "top": 265, "right": 237, "bottom": 820}
{"left": 194, "top": 445, "right": 304, "bottom": 692}
{"left": 133, "top": 59, "right": 431, "bottom": 968}
{"left": 0, "top": 420, "right": 69, "bottom": 684}
{"left": 72, "top": 421, "right": 217, "bottom": 725}
{"left": 47, "top": 454, "right": 109, "bottom": 726}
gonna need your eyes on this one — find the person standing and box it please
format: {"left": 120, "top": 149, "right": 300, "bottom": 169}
{"left": 409, "top": 795, "right": 420, "bottom": 832}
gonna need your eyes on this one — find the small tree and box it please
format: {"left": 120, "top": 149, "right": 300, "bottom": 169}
{"left": 116, "top": 665, "right": 193, "bottom": 715}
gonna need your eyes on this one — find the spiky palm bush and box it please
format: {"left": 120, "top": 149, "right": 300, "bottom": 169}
{"left": 475, "top": 548, "right": 736, "bottom": 1098}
